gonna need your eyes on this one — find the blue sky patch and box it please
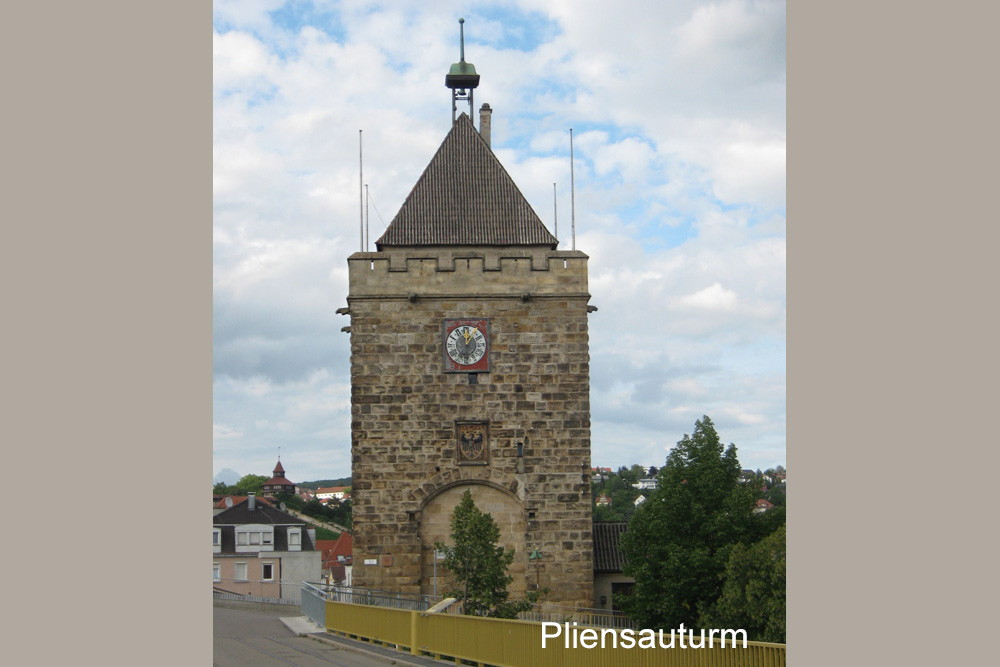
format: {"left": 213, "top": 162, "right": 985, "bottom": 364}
{"left": 467, "top": 6, "right": 561, "bottom": 52}
{"left": 268, "top": 1, "right": 347, "bottom": 43}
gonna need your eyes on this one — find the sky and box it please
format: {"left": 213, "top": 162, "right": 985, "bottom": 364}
{"left": 213, "top": 0, "right": 786, "bottom": 483}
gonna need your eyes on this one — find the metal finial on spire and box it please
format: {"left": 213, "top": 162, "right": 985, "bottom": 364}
{"left": 459, "top": 18, "right": 466, "bottom": 62}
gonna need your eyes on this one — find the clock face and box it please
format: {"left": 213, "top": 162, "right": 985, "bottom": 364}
{"left": 443, "top": 319, "right": 490, "bottom": 372}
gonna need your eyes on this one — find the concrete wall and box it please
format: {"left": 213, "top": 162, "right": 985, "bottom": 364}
{"left": 279, "top": 550, "right": 322, "bottom": 603}
{"left": 348, "top": 246, "right": 595, "bottom": 608}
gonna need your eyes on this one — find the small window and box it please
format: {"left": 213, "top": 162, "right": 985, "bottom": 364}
{"left": 261, "top": 562, "right": 274, "bottom": 581}
{"left": 212, "top": 562, "right": 220, "bottom": 582}
{"left": 234, "top": 562, "right": 247, "bottom": 581}
{"left": 250, "top": 532, "right": 260, "bottom": 545}
{"left": 212, "top": 530, "right": 220, "bottom": 545}
{"left": 262, "top": 531, "right": 272, "bottom": 545}
{"left": 288, "top": 530, "right": 300, "bottom": 546}
{"left": 237, "top": 532, "right": 248, "bottom": 546}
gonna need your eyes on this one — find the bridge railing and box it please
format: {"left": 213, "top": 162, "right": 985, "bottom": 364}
{"left": 309, "top": 592, "right": 786, "bottom": 667}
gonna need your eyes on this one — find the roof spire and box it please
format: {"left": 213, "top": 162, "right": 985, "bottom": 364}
{"left": 445, "top": 18, "right": 480, "bottom": 124}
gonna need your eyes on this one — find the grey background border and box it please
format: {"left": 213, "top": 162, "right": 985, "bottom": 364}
{"left": 4, "top": 1, "right": 997, "bottom": 664}
{"left": 788, "top": 2, "right": 996, "bottom": 665}
{"left": 5, "top": 2, "right": 211, "bottom": 664}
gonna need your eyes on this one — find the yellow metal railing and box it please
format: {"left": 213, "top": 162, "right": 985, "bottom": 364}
{"left": 323, "top": 599, "right": 785, "bottom": 667}
{"left": 324, "top": 601, "right": 413, "bottom": 650}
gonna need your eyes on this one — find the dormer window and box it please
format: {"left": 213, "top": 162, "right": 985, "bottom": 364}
{"left": 234, "top": 525, "right": 274, "bottom": 552}
{"left": 288, "top": 528, "right": 301, "bottom": 550}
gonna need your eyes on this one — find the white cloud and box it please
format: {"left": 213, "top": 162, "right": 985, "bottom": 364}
{"left": 213, "top": 1, "right": 786, "bottom": 479}
{"left": 680, "top": 282, "right": 739, "bottom": 310}
{"left": 213, "top": 424, "right": 243, "bottom": 439}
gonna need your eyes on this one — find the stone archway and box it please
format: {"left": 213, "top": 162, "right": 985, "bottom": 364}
{"left": 417, "top": 482, "right": 527, "bottom": 600}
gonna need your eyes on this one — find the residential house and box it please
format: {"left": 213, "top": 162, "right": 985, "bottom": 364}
{"left": 593, "top": 522, "right": 634, "bottom": 611}
{"left": 754, "top": 498, "right": 775, "bottom": 513}
{"left": 213, "top": 493, "right": 321, "bottom": 603}
{"left": 595, "top": 494, "right": 611, "bottom": 507}
{"left": 213, "top": 495, "right": 256, "bottom": 516}
{"left": 591, "top": 467, "right": 612, "bottom": 483}
{"left": 315, "top": 486, "right": 349, "bottom": 502}
{"left": 633, "top": 495, "right": 646, "bottom": 506}
{"left": 632, "top": 478, "right": 658, "bottom": 490}
{"left": 316, "top": 532, "right": 354, "bottom": 586}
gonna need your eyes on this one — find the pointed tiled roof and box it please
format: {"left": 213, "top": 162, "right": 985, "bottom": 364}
{"left": 273, "top": 460, "right": 285, "bottom": 475}
{"left": 376, "top": 113, "right": 557, "bottom": 249}
{"left": 593, "top": 522, "right": 629, "bottom": 573}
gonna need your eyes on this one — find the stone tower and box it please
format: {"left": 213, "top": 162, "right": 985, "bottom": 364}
{"left": 261, "top": 459, "right": 295, "bottom": 497}
{"left": 343, "top": 111, "right": 595, "bottom": 608}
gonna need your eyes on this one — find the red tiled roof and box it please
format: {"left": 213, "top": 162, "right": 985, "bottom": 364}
{"left": 273, "top": 460, "right": 285, "bottom": 474}
{"left": 316, "top": 532, "right": 353, "bottom": 568}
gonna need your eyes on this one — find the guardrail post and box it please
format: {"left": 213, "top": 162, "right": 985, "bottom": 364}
{"left": 410, "top": 610, "right": 419, "bottom": 656}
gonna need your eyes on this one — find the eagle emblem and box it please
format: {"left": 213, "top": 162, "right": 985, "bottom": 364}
{"left": 458, "top": 423, "right": 487, "bottom": 463}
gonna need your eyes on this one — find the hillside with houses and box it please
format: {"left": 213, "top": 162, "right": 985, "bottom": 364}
{"left": 591, "top": 464, "right": 786, "bottom": 522}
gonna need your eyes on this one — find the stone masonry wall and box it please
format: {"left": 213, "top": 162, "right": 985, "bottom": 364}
{"left": 346, "top": 247, "right": 595, "bottom": 608}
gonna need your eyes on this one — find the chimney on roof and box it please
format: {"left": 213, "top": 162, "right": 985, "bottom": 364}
{"left": 248, "top": 492, "right": 256, "bottom": 510}
{"left": 479, "top": 103, "right": 492, "bottom": 148}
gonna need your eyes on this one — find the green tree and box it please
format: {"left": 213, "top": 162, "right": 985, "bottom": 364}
{"left": 274, "top": 492, "right": 305, "bottom": 512}
{"left": 234, "top": 474, "right": 268, "bottom": 495}
{"left": 702, "top": 525, "right": 786, "bottom": 642}
{"left": 606, "top": 474, "right": 626, "bottom": 493}
{"left": 618, "top": 416, "right": 757, "bottom": 630}
{"left": 619, "top": 465, "right": 640, "bottom": 485}
{"left": 434, "top": 490, "right": 531, "bottom": 618}
{"left": 594, "top": 503, "right": 625, "bottom": 522}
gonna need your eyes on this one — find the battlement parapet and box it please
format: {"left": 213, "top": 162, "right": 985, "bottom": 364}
{"left": 348, "top": 248, "right": 589, "bottom": 298}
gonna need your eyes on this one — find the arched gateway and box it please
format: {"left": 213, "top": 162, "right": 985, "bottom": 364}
{"left": 417, "top": 481, "right": 527, "bottom": 599}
